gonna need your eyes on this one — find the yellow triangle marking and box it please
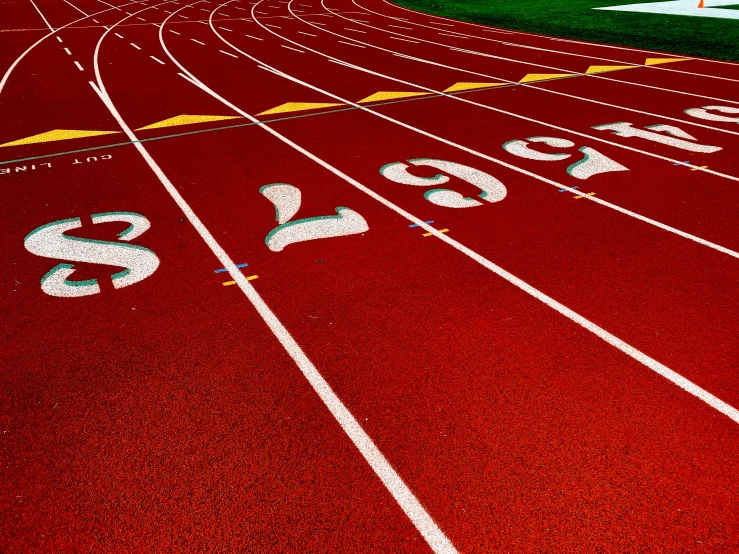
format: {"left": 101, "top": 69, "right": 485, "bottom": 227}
{"left": 0, "top": 129, "right": 119, "bottom": 148}
{"left": 645, "top": 58, "right": 688, "bottom": 66}
{"left": 357, "top": 91, "right": 432, "bottom": 103}
{"left": 443, "top": 82, "right": 507, "bottom": 93}
{"left": 136, "top": 114, "right": 241, "bottom": 130}
{"left": 585, "top": 65, "right": 634, "bottom": 74}
{"left": 519, "top": 73, "right": 574, "bottom": 84}
{"left": 257, "top": 102, "right": 343, "bottom": 116}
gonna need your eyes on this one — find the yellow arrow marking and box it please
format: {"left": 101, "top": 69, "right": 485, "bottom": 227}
{"left": 136, "top": 114, "right": 241, "bottom": 130}
{"left": 0, "top": 129, "right": 119, "bottom": 148}
{"left": 585, "top": 65, "right": 634, "bottom": 74}
{"left": 443, "top": 82, "right": 506, "bottom": 93}
{"left": 519, "top": 73, "right": 574, "bottom": 84}
{"left": 645, "top": 58, "right": 688, "bottom": 66}
{"left": 357, "top": 91, "right": 432, "bottom": 103}
{"left": 257, "top": 102, "right": 343, "bottom": 116}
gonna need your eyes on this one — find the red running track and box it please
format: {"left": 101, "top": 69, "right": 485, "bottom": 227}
{"left": 1, "top": 0, "right": 738, "bottom": 551}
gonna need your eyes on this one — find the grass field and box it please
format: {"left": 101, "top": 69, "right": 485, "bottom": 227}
{"left": 392, "top": 0, "right": 739, "bottom": 61}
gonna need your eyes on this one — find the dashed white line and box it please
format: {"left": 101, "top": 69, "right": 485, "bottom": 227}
{"left": 56, "top": 36, "right": 63, "bottom": 42}
{"left": 245, "top": 34, "right": 262, "bottom": 40}
{"left": 338, "top": 40, "right": 364, "bottom": 48}
{"left": 219, "top": 26, "right": 232, "bottom": 31}
{"left": 114, "top": 32, "right": 124, "bottom": 38}
{"left": 281, "top": 44, "right": 304, "bottom": 52}
{"left": 219, "top": 49, "right": 238, "bottom": 58}
{"left": 130, "top": 42, "right": 141, "bottom": 49}
{"left": 64, "top": 47, "right": 72, "bottom": 55}
{"left": 297, "top": 31, "right": 317, "bottom": 36}
{"left": 190, "top": 38, "right": 205, "bottom": 45}
{"left": 92, "top": 18, "right": 99, "bottom": 23}
{"left": 389, "top": 36, "right": 418, "bottom": 43}
{"left": 439, "top": 32, "right": 464, "bottom": 38}
{"left": 168, "top": 29, "right": 180, "bottom": 34}
{"left": 345, "top": 27, "right": 366, "bottom": 33}
{"left": 428, "top": 21, "right": 453, "bottom": 26}
{"left": 74, "top": 60, "right": 83, "bottom": 71}
{"left": 179, "top": 14, "right": 188, "bottom": 18}
{"left": 150, "top": 55, "right": 165, "bottom": 64}
{"left": 265, "top": 23, "right": 281, "bottom": 28}
{"left": 388, "top": 24, "right": 412, "bottom": 30}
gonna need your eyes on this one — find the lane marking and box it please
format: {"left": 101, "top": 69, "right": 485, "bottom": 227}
{"left": 114, "top": 32, "right": 124, "bottom": 37}
{"left": 215, "top": 262, "right": 248, "bottom": 272}
{"left": 409, "top": 220, "right": 434, "bottom": 228}
{"left": 219, "top": 49, "right": 238, "bottom": 57}
{"left": 245, "top": 33, "right": 263, "bottom": 39}
{"left": 169, "top": 28, "right": 180, "bottom": 34}
{"left": 345, "top": 27, "right": 366, "bottom": 32}
{"left": 150, "top": 55, "right": 166, "bottom": 64}
{"left": 338, "top": 40, "right": 364, "bottom": 47}
{"left": 223, "top": 275, "right": 258, "bottom": 285}
{"left": 281, "top": 44, "right": 304, "bottom": 52}
{"left": 439, "top": 32, "right": 464, "bottom": 38}
{"left": 74, "top": 60, "right": 84, "bottom": 70}
{"left": 56, "top": 36, "right": 63, "bottom": 42}
{"left": 29, "top": 0, "right": 55, "bottom": 31}
{"left": 265, "top": 23, "right": 282, "bottom": 28}
{"left": 130, "top": 42, "right": 141, "bottom": 49}
{"left": 64, "top": 0, "right": 89, "bottom": 16}
{"left": 389, "top": 36, "right": 418, "bottom": 43}
{"left": 212, "top": 1, "right": 739, "bottom": 430}
{"left": 219, "top": 26, "right": 232, "bottom": 30}
{"left": 423, "top": 228, "right": 448, "bottom": 236}
{"left": 190, "top": 38, "right": 205, "bottom": 44}
{"left": 387, "top": 24, "right": 412, "bottom": 29}
{"left": 64, "top": 47, "right": 72, "bottom": 55}
{"left": 298, "top": 31, "right": 317, "bottom": 36}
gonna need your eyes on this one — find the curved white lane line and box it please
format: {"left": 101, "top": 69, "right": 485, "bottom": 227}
{"left": 1, "top": 0, "right": 162, "bottom": 97}
{"left": 349, "top": 0, "right": 739, "bottom": 84}
{"left": 378, "top": 0, "right": 739, "bottom": 69}
{"left": 271, "top": 0, "right": 739, "bottom": 141}
{"left": 189, "top": 2, "right": 739, "bottom": 435}
{"left": 90, "top": 3, "right": 458, "bottom": 552}
{"left": 312, "top": 0, "right": 739, "bottom": 107}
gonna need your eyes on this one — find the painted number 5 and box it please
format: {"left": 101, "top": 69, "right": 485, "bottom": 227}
{"left": 380, "top": 158, "right": 507, "bottom": 208}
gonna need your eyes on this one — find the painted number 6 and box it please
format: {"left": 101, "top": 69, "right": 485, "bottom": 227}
{"left": 380, "top": 158, "right": 507, "bottom": 208}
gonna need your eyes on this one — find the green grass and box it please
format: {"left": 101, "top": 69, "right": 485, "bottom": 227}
{"left": 392, "top": 0, "right": 739, "bottom": 61}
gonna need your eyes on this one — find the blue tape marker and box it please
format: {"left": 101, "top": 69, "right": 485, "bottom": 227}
{"left": 674, "top": 160, "right": 689, "bottom": 166}
{"left": 558, "top": 186, "right": 579, "bottom": 193}
{"left": 214, "top": 262, "right": 248, "bottom": 273}
{"left": 409, "top": 220, "right": 434, "bottom": 228}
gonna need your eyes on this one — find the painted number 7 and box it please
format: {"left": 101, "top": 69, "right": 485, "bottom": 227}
{"left": 260, "top": 184, "right": 369, "bottom": 252}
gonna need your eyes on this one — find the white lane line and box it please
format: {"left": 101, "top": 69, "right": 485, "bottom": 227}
{"left": 74, "top": 60, "right": 84, "bottom": 71}
{"left": 190, "top": 38, "right": 205, "bottom": 44}
{"left": 97, "top": 0, "right": 122, "bottom": 11}
{"left": 64, "top": 0, "right": 89, "bottom": 16}
{"left": 234, "top": 5, "right": 246, "bottom": 9}
{"left": 137, "top": 15, "right": 146, "bottom": 20}
{"left": 265, "top": 23, "right": 281, "bottom": 28}
{"left": 168, "top": 28, "right": 180, "bottom": 34}
{"left": 184, "top": 22, "right": 739, "bottom": 432}
{"left": 297, "top": 31, "right": 317, "bottom": 36}
{"left": 160, "top": 8, "right": 457, "bottom": 553}
{"left": 344, "top": 27, "right": 366, "bottom": 33}
{"left": 93, "top": 18, "right": 100, "bottom": 23}
{"left": 281, "top": 44, "right": 304, "bottom": 52}
{"left": 29, "top": 0, "right": 55, "bottom": 31}
{"left": 389, "top": 36, "right": 418, "bottom": 43}
{"left": 219, "top": 26, "right": 233, "bottom": 31}
{"left": 387, "top": 24, "right": 412, "bottom": 29}
{"left": 245, "top": 33, "right": 263, "bottom": 40}
{"left": 179, "top": 13, "right": 188, "bottom": 17}
{"left": 150, "top": 55, "right": 166, "bottom": 64}
{"left": 439, "top": 32, "right": 464, "bottom": 38}
{"left": 64, "top": 47, "right": 72, "bottom": 55}
{"left": 219, "top": 48, "right": 238, "bottom": 57}
{"left": 114, "top": 32, "right": 124, "bottom": 37}
{"left": 338, "top": 40, "right": 364, "bottom": 47}
{"left": 130, "top": 42, "right": 141, "bottom": 49}
{"left": 428, "top": 21, "right": 453, "bottom": 26}
{"left": 56, "top": 36, "right": 63, "bottom": 42}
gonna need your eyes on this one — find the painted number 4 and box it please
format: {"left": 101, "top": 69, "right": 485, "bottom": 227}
{"left": 260, "top": 184, "right": 369, "bottom": 252}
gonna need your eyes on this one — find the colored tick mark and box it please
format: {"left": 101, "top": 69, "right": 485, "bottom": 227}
{"left": 558, "top": 186, "right": 579, "bottom": 193}
{"left": 214, "top": 262, "right": 248, "bottom": 273}
{"left": 574, "top": 192, "right": 596, "bottom": 199}
{"left": 409, "top": 220, "right": 434, "bottom": 228}
{"left": 674, "top": 160, "right": 689, "bottom": 166}
{"left": 690, "top": 165, "right": 709, "bottom": 171}
{"left": 223, "top": 275, "right": 258, "bottom": 286}
{"left": 423, "top": 228, "right": 449, "bottom": 237}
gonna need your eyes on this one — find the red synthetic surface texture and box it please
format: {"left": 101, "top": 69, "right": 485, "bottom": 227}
{"left": 2, "top": 0, "right": 738, "bottom": 552}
